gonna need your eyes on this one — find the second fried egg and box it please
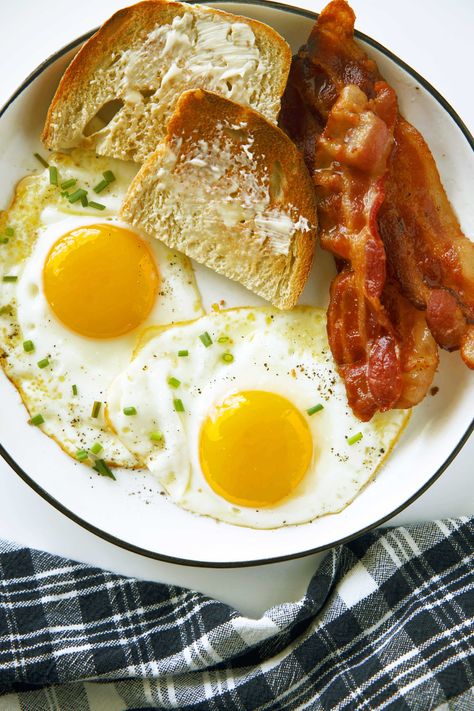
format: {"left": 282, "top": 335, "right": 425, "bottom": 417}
{"left": 107, "top": 307, "right": 409, "bottom": 527}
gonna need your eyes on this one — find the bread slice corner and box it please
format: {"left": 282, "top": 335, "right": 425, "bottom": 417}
{"left": 120, "top": 89, "right": 318, "bottom": 309}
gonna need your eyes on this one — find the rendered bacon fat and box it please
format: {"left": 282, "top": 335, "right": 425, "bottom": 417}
{"left": 281, "top": 0, "right": 474, "bottom": 370}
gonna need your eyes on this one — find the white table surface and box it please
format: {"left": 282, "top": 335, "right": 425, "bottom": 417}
{"left": 0, "top": 0, "right": 472, "bottom": 619}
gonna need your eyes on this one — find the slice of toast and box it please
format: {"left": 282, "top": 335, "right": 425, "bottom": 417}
{"left": 120, "top": 89, "right": 317, "bottom": 309}
{"left": 42, "top": 0, "right": 291, "bottom": 163}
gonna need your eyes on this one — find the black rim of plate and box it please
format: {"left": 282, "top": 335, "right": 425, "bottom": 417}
{"left": 0, "top": 0, "right": 472, "bottom": 568}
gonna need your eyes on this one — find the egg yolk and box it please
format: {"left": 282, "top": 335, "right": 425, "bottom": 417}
{"left": 199, "top": 390, "right": 313, "bottom": 508}
{"left": 43, "top": 224, "right": 159, "bottom": 338}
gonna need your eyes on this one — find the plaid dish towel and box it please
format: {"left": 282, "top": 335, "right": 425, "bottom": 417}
{"left": 0, "top": 519, "right": 472, "bottom": 710}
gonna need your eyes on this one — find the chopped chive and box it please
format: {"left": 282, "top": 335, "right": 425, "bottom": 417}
{"left": 5, "top": 227, "right": 14, "bottom": 237}
{"left": 37, "top": 357, "right": 49, "bottom": 369}
{"left": 347, "top": 432, "right": 363, "bottom": 446}
{"left": 0, "top": 237, "right": 9, "bottom": 245}
{"left": 307, "top": 404, "right": 324, "bottom": 416}
{"left": 221, "top": 352, "right": 234, "bottom": 363}
{"left": 49, "top": 166, "right": 58, "bottom": 185}
{"left": 90, "top": 442, "right": 103, "bottom": 455}
{"left": 3, "top": 275, "right": 17, "bottom": 283}
{"left": 72, "top": 384, "right": 78, "bottom": 396}
{"left": 60, "top": 178, "right": 77, "bottom": 190}
{"left": 34, "top": 152, "right": 49, "bottom": 168}
{"left": 93, "top": 179, "right": 109, "bottom": 194}
{"left": 123, "top": 406, "right": 137, "bottom": 416}
{"left": 29, "top": 414, "right": 44, "bottom": 426}
{"left": 174, "top": 398, "right": 184, "bottom": 412}
{"left": 167, "top": 376, "right": 181, "bottom": 388}
{"left": 88, "top": 200, "right": 106, "bottom": 211}
{"left": 81, "top": 194, "right": 89, "bottom": 207}
{"left": 76, "top": 449, "right": 88, "bottom": 462}
{"left": 67, "top": 188, "right": 87, "bottom": 204}
{"left": 23, "top": 340, "right": 35, "bottom": 352}
{"left": 149, "top": 430, "right": 163, "bottom": 442}
{"left": 217, "top": 335, "right": 230, "bottom": 344}
{"left": 178, "top": 349, "right": 189, "bottom": 357}
{"left": 199, "top": 331, "right": 212, "bottom": 347}
{"left": 93, "top": 458, "right": 116, "bottom": 480}
{"left": 91, "top": 401, "right": 102, "bottom": 418}
{"left": 103, "top": 170, "right": 116, "bottom": 183}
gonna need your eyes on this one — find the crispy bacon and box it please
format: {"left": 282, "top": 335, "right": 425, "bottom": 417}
{"left": 382, "top": 281, "right": 439, "bottom": 408}
{"left": 280, "top": 0, "right": 379, "bottom": 159}
{"left": 314, "top": 83, "right": 402, "bottom": 420}
{"left": 378, "top": 118, "right": 474, "bottom": 366}
{"left": 280, "top": 0, "right": 438, "bottom": 419}
{"left": 313, "top": 83, "right": 439, "bottom": 419}
{"left": 328, "top": 269, "right": 403, "bottom": 420}
{"left": 280, "top": 0, "right": 473, "bottom": 418}
{"left": 281, "top": 0, "right": 474, "bottom": 371}
{"left": 315, "top": 83, "right": 396, "bottom": 284}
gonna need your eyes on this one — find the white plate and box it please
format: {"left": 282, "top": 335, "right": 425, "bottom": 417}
{"left": 0, "top": 0, "right": 472, "bottom": 566}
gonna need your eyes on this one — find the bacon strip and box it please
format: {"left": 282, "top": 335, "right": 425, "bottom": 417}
{"left": 327, "top": 268, "right": 403, "bottom": 420}
{"left": 281, "top": 0, "right": 474, "bottom": 370}
{"left": 382, "top": 281, "right": 439, "bottom": 408}
{"left": 280, "top": 0, "right": 438, "bottom": 418}
{"left": 280, "top": 0, "right": 379, "bottom": 158}
{"left": 379, "top": 118, "right": 474, "bottom": 366}
{"left": 314, "top": 83, "right": 402, "bottom": 420}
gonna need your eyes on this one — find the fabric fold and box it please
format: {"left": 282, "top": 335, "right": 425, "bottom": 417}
{"left": 0, "top": 518, "right": 472, "bottom": 710}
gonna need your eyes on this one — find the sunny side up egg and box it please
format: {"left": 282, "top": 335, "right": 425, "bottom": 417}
{"left": 107, "top": 307, "right": 410, "bottom": 529}
{"left": 0, "top": 150, "right": 202, "bottom": 467}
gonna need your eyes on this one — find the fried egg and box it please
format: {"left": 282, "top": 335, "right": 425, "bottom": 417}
{"left": 0, "top": 150, "right": 203, "bottom": 466}
{"left": 107, "top": 307, "right": 409, "bottom": 528}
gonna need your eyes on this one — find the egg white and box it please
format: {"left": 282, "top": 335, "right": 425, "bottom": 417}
{"left": 0, "top": 150, "right": 203, "bottom": 466}
{"left": 107, "top": 307, "right": 410, "bottom": 528}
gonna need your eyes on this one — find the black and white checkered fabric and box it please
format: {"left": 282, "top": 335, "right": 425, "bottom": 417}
{"left": 0, "top": 518, "right": 472, "bottom": 710}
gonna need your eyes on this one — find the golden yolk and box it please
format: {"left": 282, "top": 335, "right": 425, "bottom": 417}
{"left": 199, "top": 390, "right": 313, "bottom": 508}
{"left": 43, "top": 224, "right": 159, "bottom": 338}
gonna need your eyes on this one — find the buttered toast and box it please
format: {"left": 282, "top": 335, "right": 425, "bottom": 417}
{"left": 121, "top": 89, "right": 317, "bottom": 309}
{"left": 42, "top": 0, "right": 291, "bottom": 163}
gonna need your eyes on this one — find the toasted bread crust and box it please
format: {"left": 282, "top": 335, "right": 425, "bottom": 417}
{"left": 121, "top": 89, "right": 318, "bottom": 309}
{"left": 42, "top": 0, "right": 291, "bottom": 161}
